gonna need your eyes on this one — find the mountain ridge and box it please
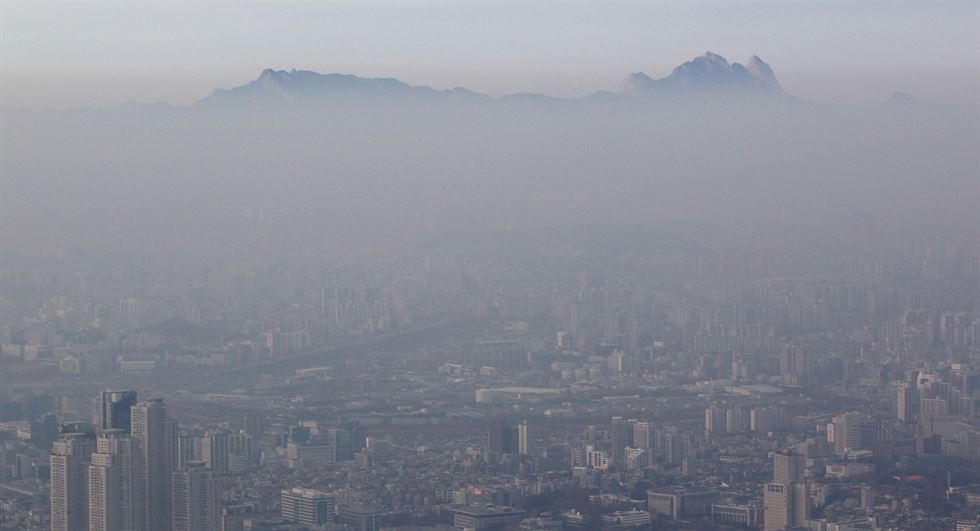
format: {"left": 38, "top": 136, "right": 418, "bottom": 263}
{"left": 199, "top": 52, "right": 789, "bottom": 107}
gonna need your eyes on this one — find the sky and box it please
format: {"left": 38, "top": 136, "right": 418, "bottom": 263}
{"left": 1, "top": 1, "right": 978, "bottom": 110}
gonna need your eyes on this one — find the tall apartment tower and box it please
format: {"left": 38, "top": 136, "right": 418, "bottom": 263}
{"left": 88, "top": 430, "right": 140, "bottom": 531}
{"left": 50, "top": 432, "right": 96, "bottom": 531}
{"left": 517, "top": 421, "right": 532, "bottom": 456}
{"left": 172, "top": 461, "right": 220, "bottom": 531}
{"left": 132, "top": 398, "right": 178, "bottom": 531}
{"left": 96, "top": 391, "right": 138, "bottom": 433}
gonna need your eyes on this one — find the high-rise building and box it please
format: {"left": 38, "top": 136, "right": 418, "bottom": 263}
{"left": 202, "top": 429, "right": 230, "bottom": 476}
{"left": 632, "top": 421, "right": 654, "bottom": 450}
{"left": 830, "top": 412, "right": 876, "bottom": 456}
{"left": 705, "top": 407, "right": 726, "bottom": 436}
{"left": 88, "top": 430, "right": 140, "bottom": 531}
{"left": 96, "top": 391, "right": 138, "bottom": 433}
{"left": 779, "top": 346, "right": 811, "bottom": 385}
{"left": 228, "top": 432, "right": 257, "bottom": 471}
{"left": 726, "top": 407, "right": 750, "bottom": 433}
{"left": 132, "top": 398, "right": 178, "bottom": 531}
{"left": 487, "top": 420, "right": 516, "bottom": 454}
{"left": 241, "top": 414, "right": 265, "bottom": 439}
{"left": 517, "top": 421, "right": 531, "bottom": 456}
{"left": 611, "top": 416, "right": 632, "bottom": 466}
{"left": 50, "top": 432, "right": 96, "bottom": 531}
{"left": 328, "top": 422, "right": 366, "bottom": 462}
{"left": 172, "top": 461, "right": 219, "bottom": 531}
{"left": 793, "top": 482, "right": 811, "bottom": 525}
{"left": 896, "top": 383, "right": 913, "bottom": 423}
{"left": 763, "top": 483, "right": 792, "bottom": 531}
{"left": 177, "top": 433, "right": 198, "bottom": 470}
{"left": 751, "top": 406, "right": 786, "bottom": 434}
{"left": 280, "top": 487, "right": 334, "bottom": 527}
{"left": 772, "top": 451, "right": 804, "bottom": 485}
{"left": 664, "top": 430, "right": 688, "bottom": 465}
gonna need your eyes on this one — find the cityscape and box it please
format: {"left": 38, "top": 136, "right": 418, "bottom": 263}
{"left": 1, "top": 2, "right": 979, "bottom": 531}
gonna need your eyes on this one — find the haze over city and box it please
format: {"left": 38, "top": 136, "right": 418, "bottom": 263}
{"left": 0, "top": 2, "right": 978, "bottom": 531}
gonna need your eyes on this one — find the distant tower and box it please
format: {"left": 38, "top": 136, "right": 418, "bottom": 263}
{"left": 50, "top": 432, "right": 96, "bottom": 531}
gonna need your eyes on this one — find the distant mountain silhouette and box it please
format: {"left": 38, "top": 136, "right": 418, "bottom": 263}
{"left": 620, "top": 52, "right": 785, "bottom": 96}
{"left": 198, "top": 52, "right": 790, "bottom": 107}
{"left": 198, "top": 68, "right": 489, "bottom": 106}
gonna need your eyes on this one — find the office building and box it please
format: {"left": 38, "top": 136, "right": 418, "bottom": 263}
{"left": 830, "top": 412, "right": 877, "bottom": 456}
{"left": 280, "top": 487, "right": 334, "bottom": 527}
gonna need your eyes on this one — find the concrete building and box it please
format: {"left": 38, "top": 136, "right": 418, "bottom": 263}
{"left": 50, "top": 432, "right": 96, "bottom": 531}
{"left": 88, "top": 430, "right": 139, "bottom": 531}
{"left": 338, "top": 499, "right": 382, "bottom": 531}
{"left": 763, "top": 483, "right": 792, "bottom": 531}
{"left": 280, "top": 487, "right": 334, "bottom": 527}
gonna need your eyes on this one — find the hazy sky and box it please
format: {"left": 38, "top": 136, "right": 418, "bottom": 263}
{"left": 2, "top": 1, "right": 978, "bottom": 110}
